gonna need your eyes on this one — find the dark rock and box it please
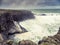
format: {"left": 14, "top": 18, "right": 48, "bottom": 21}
{"left": 5, "top": 40, "right": 16, "bottom": 45}
{"left": 0, "top": 9, "right": 34, "bottom": 35}
{"left": 41, "top": 14, "right": 46, "bottom": 16}
{"left": 38, "top": 27, "right": 60, "bottom": 45}
{"left": 57, "top": 27, "right": 60, "bottom": 34}
{"left": 0, "top": 9, "right": 35, "bottom": 45}
{"left": 18, "top": 40, "right": 37, "bottom": 45}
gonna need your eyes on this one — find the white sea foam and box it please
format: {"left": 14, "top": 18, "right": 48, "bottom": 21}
{"left": 12, "top": 13, "right": 60, "bottom": 43}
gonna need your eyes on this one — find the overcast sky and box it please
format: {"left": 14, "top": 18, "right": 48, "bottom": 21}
{"left": 0, "top": 0, "right": 60, "bottom": 9}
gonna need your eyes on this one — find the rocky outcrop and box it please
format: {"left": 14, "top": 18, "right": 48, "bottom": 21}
{"left": 0, "top": 9, "right": 35, "bottom": 45}
{"left": 38, "top": 28, "right": 60, "bottom": 45}
{"left": 0, "top": 9, "right": 60, "bottom": 45}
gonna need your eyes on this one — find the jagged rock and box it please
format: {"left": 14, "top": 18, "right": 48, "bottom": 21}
{"left": 38, "top": 37, "right": 60, "bottom": 45}
{"left": 38, "top": 28, "right": 60, "bottom": 45}
{"left": 0, "top": 9, "right": 34, "bottom": 36}
{"left": 0, "top": 9, "right": 35, "bottom": 45}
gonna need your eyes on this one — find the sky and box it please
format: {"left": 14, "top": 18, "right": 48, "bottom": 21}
{"left": 0, "top": 0, "right": 60, "bottom": 9}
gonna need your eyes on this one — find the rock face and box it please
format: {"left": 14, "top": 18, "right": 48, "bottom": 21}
{"left": 0, "top": 9, "right": 35, "bottom": 45}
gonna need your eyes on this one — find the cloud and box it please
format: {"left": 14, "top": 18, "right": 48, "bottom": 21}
{"left": 0, "top": 0, "right": 2, "bottom": 5}
{"left": 0, "top": 0, "right": 37, "bottom": 6}
{"left": 0, "top": 0, "right": 60, "bottom": 9}
{"left": 37, "top": 0, "right": 60, "bottom": 6}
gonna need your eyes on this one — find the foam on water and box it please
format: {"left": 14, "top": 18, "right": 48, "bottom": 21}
{"left": 13, "top": 13, "right": 60, "bottom": 43}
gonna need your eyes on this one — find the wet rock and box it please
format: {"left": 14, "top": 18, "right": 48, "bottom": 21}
{"left": 41, "top": 14, "right": 46, "bottom": 16}
{"left": 0, "top": 40, "right": 15, "bottom": 45}
{"left": 0, "top": 9, "right": 35, "bottom": 35}
{"left": 5, "top": 40, "right": 17, "bottom": 45}
{"left": 0, "top": 9, "right": 35, "bottom": 45}
{"left": 18, "top": 40, "right": 37, "bottom": 45}
{"left": 38, "top": 37, "right": 60, "bottom": 45}
{"left": 38, "top": 28, "right": 60, "bottom": 45}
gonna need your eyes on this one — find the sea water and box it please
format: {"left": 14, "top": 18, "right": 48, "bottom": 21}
{"left": 13, "top": 10, "right": 60, "bottom": 43}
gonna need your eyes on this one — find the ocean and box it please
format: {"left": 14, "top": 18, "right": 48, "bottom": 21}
{"left": 31, "top": 9, "right": 60, "bottom": 13}
{"left": 12, "top": 10, "right": 60, "bottom": 43}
